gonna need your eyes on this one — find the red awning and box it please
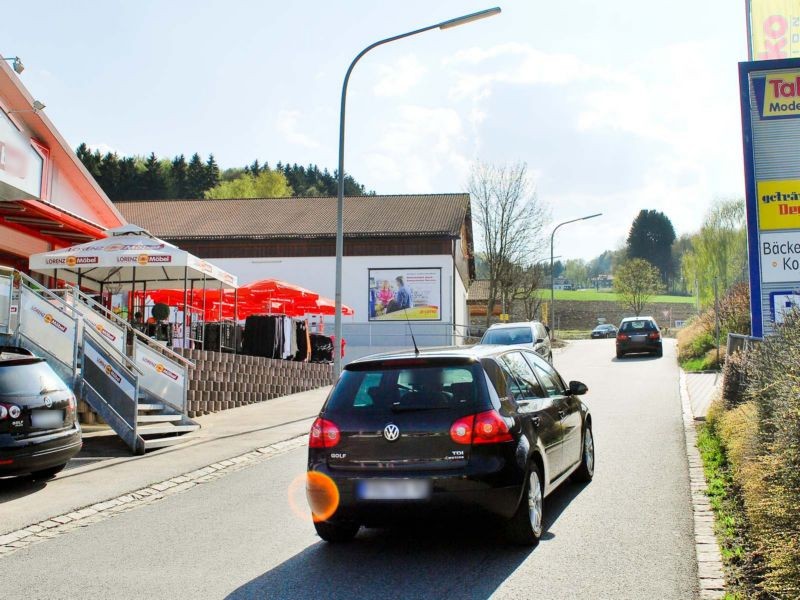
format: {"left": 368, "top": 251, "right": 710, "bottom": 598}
{"left": 0, "top": 199, "right": 106, "bottom": 245}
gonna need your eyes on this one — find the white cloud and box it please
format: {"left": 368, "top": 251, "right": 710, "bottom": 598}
{"left": 362, "top": 105, "right": 469, "bottom": 192}
{"left": 86, "top": 142, "right": 122, "bottom": 155}
{"left": 436, "top": 40, "right": 744, "bottom": 259}
{"left": 275, "top": 109, "right": 321, "bottom": 149}
{"left": 373, "top": 55, "right": 427, "bottom": 97}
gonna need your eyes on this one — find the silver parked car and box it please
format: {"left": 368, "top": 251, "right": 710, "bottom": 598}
{"left": 478, "top": 321, "right": 553, "bottom": 363}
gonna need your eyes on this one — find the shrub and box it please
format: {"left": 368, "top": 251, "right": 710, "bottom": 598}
{"left": 719, "top": 310, "right": 800, "bottom": 597}
{"left": 721, "top": 349, "right": 748, "bottom": 409}
{"left": 677, "top": 282, "right": 750, "bottom": 366}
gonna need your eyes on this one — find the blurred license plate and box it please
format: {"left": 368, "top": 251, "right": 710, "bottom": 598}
{"left": 631, "top": 335, "right": 646, "bottom": 342}
{"left": 31, "top": 410, "right": 64, "bottom": 428}
{"left": 358, "top": 479, "right": 431, "bottom": 500}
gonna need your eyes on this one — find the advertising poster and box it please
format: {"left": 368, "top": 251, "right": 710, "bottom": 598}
{"left": 740, "top": 58, "right": 800, "bottom": 336}
{"left": 368, "top": 268, "right": 441, "bottom": 321}
{"left": 749, "top": 0, "right": 800, "bottom": 60}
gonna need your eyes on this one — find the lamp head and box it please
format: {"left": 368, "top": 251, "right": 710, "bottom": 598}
{"left": 32, "top": 100, "right": 45, "bottom": 111}
{"left": 439, "top": 7, "right": 501, "bottom": 30}
{"left": 2, "top": 56, "right": 24, "bottom": 74}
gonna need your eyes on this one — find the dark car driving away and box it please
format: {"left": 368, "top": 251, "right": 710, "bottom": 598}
{"left": 615, "top": 317, "right": 662, "bottom": 358}
{"left": 306, "top": 345, "right": 594, "bottom": 545}
{"left": 0, "top": 347, "right": 82, "bottom": 479}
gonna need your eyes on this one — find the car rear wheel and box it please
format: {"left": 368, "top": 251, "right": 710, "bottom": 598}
{"left": 616, "top": 349, "right": 624, "bottom": 359}
{"left": 655, "top": 347, "right": 663, "bottom": 358}
{"left": 505, "top": 463, "right": 544, "bottom": 545}
{"left": 573, "top": 425, "right": 594, "bottom": 483}
{"left": 314, "top": 518, "right": 360, "bottom": 543}
{"left": 32, "top": 463, "right": 67, "bottom": 480}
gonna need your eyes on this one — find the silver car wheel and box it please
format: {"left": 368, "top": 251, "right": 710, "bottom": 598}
{"left": 528, "top": 470, "right": 543, "bottom": 536}
{"left": 585, "top": 428, "right": 595, "bottom": 475}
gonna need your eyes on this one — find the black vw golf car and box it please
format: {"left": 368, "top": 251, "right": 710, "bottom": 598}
{"left": 306, "top": 345, "right": 594, "bottom": 545}
{"left": 0, "top": 347, "right": 82, "bottom": 479}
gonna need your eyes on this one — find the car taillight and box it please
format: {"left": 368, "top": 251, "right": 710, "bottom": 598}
{"left": 450, "top": 415, "right": 474, "bottom": 444}
{"left": 309, "top": 417, "right": 340, "bottom": 448}
{"left": 0, "top": 403, "right": 21, "bottom": 420}
{"left": 66, "top": 395, "right": 76, "bottom": 420}
{"left": 450, "top": 410, "right": 512, "bottom": 445}
{"left": 617, "top": 333, "right": 629, "bottom": 341}
{"left": 648, "top": 332, "right": 661, "bottom": 340}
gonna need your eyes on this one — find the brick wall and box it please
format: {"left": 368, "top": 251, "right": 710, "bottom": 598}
{"left": 178, "top": 349, "right": 333, "bottom": 418}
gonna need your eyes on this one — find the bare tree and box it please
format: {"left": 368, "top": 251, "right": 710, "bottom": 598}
{"left": 468, "top": 162, "right": 549, "bottom": 327}
{"left": 514, "top": 263, "right": 546, "bottom": 321}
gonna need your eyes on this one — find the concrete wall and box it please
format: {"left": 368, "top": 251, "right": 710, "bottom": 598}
{"left": 470, "top": 298, "right": 698, "bottom": 335}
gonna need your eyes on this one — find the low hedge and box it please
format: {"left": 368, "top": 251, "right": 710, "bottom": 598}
{"left": 712, "top": 312, "right": 800, "bottom": 598}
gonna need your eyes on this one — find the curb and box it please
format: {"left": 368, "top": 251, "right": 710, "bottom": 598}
{"left": 0, "top": 434, "right": 308, "bottom": 559}
{"left": 680, "top": 369, "right": 726, "bottom": 599}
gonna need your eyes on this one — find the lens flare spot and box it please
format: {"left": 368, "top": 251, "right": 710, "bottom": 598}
{"left": 287, "top": 471, "right": 340, "bottom": 523}
{"left": 306, "top": 471, "right": 340, "bottom": 523}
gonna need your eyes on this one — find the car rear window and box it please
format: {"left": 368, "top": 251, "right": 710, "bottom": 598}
{"left": 329, "top": 363, "right": 484, "bottom": 413}
{"left": 0, "top": 360, "right": 68, "bottom": 397}
{"left": 621, "top": 320, "right": 657, "bottom": 332}
{"left": 481, "top": 327, "right": 533, "bottom": 345}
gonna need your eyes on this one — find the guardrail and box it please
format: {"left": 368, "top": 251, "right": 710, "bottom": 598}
{"left": 727, "top": 333, "right": 762, "bottom": 355}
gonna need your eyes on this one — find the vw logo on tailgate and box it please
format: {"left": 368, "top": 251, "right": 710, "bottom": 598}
{"left": 383, "top": 423, "right": 400, "bottom": 442}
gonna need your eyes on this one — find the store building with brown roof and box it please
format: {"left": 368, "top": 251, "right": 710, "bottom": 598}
{"left": 117, "top": 194, "right": 474, "bottom": 361}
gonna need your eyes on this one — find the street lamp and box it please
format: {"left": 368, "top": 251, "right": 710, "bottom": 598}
{"left": 2, "top": 56, "right": 24, "bottom": 74}
{"left": 333, "top": 7, "right": 502, "bottom": 377}
{"left": 549, "top": 213, "right": 602, "bottom": 335}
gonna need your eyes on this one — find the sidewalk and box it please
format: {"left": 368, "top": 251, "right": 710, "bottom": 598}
{"left": 685, "top": 372, "right": 721, "bottom": 420}
{"left": 0, "top": 386, "right": 330, "bottom": 536}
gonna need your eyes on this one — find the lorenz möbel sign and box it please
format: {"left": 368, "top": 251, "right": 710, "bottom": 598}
{"left": 740, "top": 58, "right": 800, "bottom": 335}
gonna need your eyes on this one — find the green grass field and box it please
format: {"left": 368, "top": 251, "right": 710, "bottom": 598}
{"left": 550, "top": 289, "right": 695, "bottom": 304}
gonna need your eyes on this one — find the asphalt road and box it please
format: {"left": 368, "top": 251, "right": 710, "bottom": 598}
{"left": 0, "top": 339, "right": 696, "bottom": 599}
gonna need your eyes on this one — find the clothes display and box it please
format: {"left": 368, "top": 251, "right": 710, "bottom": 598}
{"left": 310, "top": 333, "right": 334, "bottom": 363}
{"left": 200, "top": 322, "right": 242, "bottom": 353}
{"left": 242, "top": 315, "right": 311, "bottom": 360}
{"left": 294, "top": 320, "right": 311, "bottom": 362}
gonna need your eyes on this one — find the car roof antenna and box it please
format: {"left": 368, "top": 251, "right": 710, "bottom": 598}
{"left": 403, "top": 308, "right": 420, "bottom": 355}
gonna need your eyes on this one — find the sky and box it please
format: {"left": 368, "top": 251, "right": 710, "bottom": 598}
{"left": 6, "top": 0, "right": 748, "bottom": 261}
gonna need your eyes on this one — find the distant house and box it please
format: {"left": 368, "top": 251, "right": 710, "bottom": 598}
{"left": 553, "top": 277, "right": 573, "bottom": 291}
{"left": 591, "top": 274, "right": 614, "bottom": 289}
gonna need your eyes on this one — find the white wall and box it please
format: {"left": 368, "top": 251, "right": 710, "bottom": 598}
{"left": 213, "top": 254, "right": 460, "bottom": 362}
{"left": 213, "top": 254, "right": 456, "bottom": 324}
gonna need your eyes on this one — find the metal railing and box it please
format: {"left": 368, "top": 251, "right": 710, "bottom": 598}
{"left": 727, "top": 333, "right": 762, "bottom": 355}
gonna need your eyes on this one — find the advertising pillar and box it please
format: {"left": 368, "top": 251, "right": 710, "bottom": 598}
{"left": 740, "top": 58, "right": 800, "bottom": 335}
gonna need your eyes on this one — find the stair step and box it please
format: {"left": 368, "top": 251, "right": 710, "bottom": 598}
{"left": 137, "top": 403, "right": 165, "bottom": 412}
{"left": 137, "top": 424, "right": 199, "bottom": 436}
{"left": 142, "top": 436, "right": 193, "bottom": 450}
{"left": 137, "top": 414, "right": 182, "bottom": 424}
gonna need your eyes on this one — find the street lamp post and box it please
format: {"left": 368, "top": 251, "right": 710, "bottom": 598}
{"left": 549, "top": 213, "right": 602, "bottom": 336}
{"left": 333, "top": 7, "right": 501, "bottom": 378}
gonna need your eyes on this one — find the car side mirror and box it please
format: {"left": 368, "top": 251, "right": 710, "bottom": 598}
{"left": 569, "top": 380, "right": 588, "bottom": 395}
{"left": 535, "top": 337, "right": 545, "bottom": 344}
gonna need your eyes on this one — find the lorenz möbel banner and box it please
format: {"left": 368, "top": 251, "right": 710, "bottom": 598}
{"left": 740, "top": 58, "right": 800, "bottom": 335}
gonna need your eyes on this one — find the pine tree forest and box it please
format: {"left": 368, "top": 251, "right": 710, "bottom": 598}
{"left": 75, "top": 143, "right": 373, "bottom": 202}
